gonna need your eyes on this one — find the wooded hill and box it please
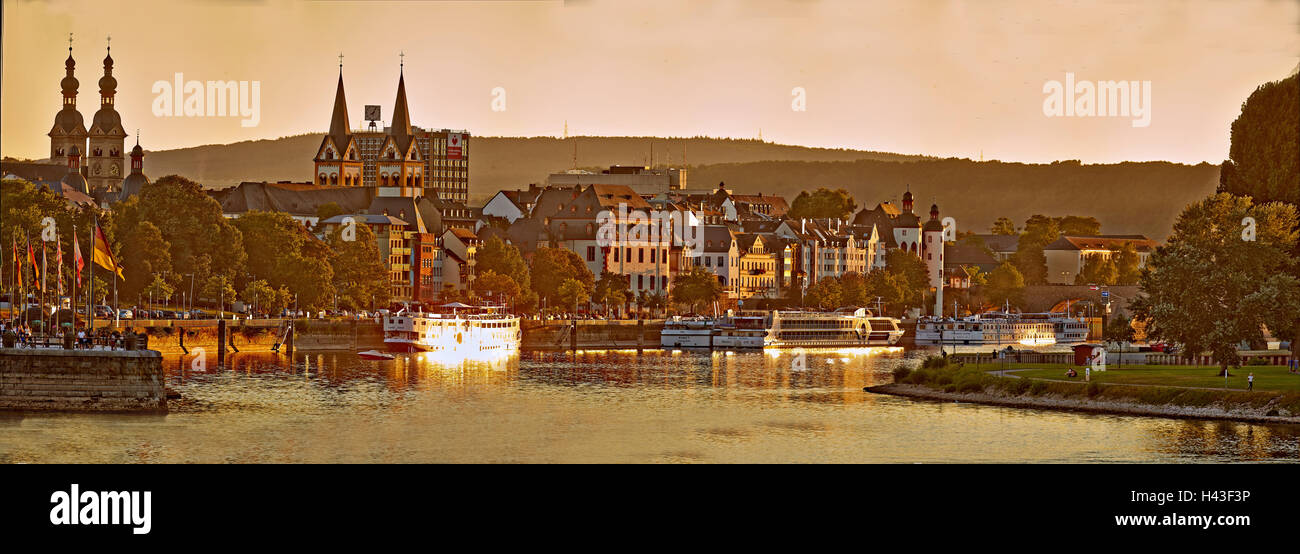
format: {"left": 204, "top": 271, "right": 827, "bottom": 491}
{"left": 693, "top": 158, "right": 1219, "bottom": 240}
{"left": 89, "top": 134, "right": 1213, "bottom": 240}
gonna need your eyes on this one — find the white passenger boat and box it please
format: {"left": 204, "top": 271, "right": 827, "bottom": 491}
{"left": 660, "top": 316, "right": 715, "bottom": 348}
{"left": 914, "top": 312, "right": 1088, "bottom": 346}
{"left": 712, "top": 313, "right": 770, "bottom": 349}
{"left": 383, "top": 303, "right": 521, "bottom": 354}
{"left": 766, "top": 308, "right": 904, "bottom": 348}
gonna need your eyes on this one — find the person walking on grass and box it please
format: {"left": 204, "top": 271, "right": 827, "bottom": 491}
{"left": 1248, "top": 372, "right": 1254, "bottom": 392}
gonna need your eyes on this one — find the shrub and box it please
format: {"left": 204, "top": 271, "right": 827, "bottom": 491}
{"left": 1030, "top": 380, "right": 1049, "bottom": 395}
{"left": 1009, "top": 378, "right": 1032, "bottom": 395}
{"left": 921, "top": 355, "right": 949, "bottom": 370}
{"left": 892, "top": 365, "right": 912, "bottom": 382}
{"left": 1086, "top": 381, "right": 1103, "bottom": 397}
{"left": 1246, "top": 358, "right": 1269, "bottom": 366}
{"left": 955, "top": 373, "right": 986, "bottom": 394}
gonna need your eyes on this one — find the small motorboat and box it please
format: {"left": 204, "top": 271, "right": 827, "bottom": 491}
{"left": 357, "top": 349, "right": 395, "bottom": 360}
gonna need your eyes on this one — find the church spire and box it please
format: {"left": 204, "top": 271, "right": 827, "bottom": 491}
{"left": 327, "top": 56, "right": 351, "bottom": 151}
{"left": 390, "top": 53, "right": 413, "bottom": 151}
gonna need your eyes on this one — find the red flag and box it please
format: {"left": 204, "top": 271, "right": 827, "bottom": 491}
{"left": 27, "top": 238, "right": 40, "bottom": 291}
{"left": 73, "top": 227, "right": 84, "bottom": 287}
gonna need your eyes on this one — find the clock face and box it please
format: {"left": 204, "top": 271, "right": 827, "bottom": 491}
{"left": 110, "top": 164, "right": 120, "bottom": 176}
{"left": 93, "top": 163, "right": 102, "bottom": 176}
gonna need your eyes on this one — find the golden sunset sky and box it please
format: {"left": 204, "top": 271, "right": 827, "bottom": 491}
{"left": 3, "top": 0, "right": 1296, "bottom": 163}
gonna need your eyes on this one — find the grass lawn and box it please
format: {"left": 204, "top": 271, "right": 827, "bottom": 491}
{"left": 965, "top": 362, "right": 1300, "bottom": 392}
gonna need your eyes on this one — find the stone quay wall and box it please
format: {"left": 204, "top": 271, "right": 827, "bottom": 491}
{"left": 0, "top": 348, "right": 166, "bottom": 412}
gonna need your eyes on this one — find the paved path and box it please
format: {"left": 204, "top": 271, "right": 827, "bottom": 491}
{"left": 987, "top": 368, "right": 1263, "bottom": 392}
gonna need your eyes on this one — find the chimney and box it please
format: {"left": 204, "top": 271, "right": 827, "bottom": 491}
{"left": 801, "top": 218, "right": 806, "bottom": 234}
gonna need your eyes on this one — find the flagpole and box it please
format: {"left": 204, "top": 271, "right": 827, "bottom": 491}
{"left": 88, "top": 218, "right": 95, "bottom": 337}
{"left": 23, "top": 231, "right": 31, "bottom": 328}
{"left": 41, "top": 241, "right": 48, "bottom": 334}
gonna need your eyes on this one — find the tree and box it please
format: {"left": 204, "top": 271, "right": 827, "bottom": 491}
{"left": 201, "top": 275, "right": 237, "bottom": 314}
{"left": 530, "top": 247, "right": 593, "bottom": 305}
{"left": 232, "top": 210, "right": 335, "bottom": 309}
{"left": 1131, "top": 193, "right": 1299, "bottom": 375}
{"left": 593, "top": 271, "right": 630, "bottom": 317}
{"left": 315, "top": 202, "right": 344, "bottom": 227}
{"left": 118, "top": 220, "right": 172, "bottom": 300}
{"left": 472, "top": 270, "right": 521, "bottom": 304}
{"left": 1057, "top": 215, "right": 1102, "bottom": 236}
{"left": 837, "top": 272, "right": 867, "bottom": 307}
{"left": 1105, "top": 313, "right": 1136, "bottom": 345}
{"left": 669, "top": 265, "right": 723, "bottom": 313}
{"left": 1114, "top": 242, "right": 1142, "bottom": 285}
{"left": 241, "top": 279, "right": 274, "bottom": 314}
{"left": 325, "top": 222, "right": 388, "bottom": 310}
{"left": 984, "top": 262, "right": 1026, "bottom": 309}
{"left": 556, "top": 278, "right": 591, "bottom": 313}
{"left": 787, "top": 187, "right": 858, "bottom": 220}
{"left": 642, "top": 292, "right": 667, "bottom": 318}
{"left": 883, "top": 249, "right": 929, "bottom": 310}
{"left": 1012, "top": 214, "right": 1059, "bottom": 285}
{"left": 864, "top": 270, "right": 907, "bottom": 316}
{"left": 1217, "top": 74, "right": 1298, "bottom": 208}
{"left": 476, "top": 235, "right": 531, "bottom": 291}
{"left": 804, "top": 277, "right": 843, "bottom": 309}
{"left": 143, "top": 274, "right": 175, "bottom": 306}
{"left": 1076, "top": 255, "right": 1118, "bottom": 286}
{"left": 990, "top": 217, "right": 1017, "bottom": 235}
{"left": 110, "top": 174, "right": 246, "bottom": 291}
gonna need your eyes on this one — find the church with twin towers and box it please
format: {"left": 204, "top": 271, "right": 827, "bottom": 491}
{"left": 312, "top": 53, "right": 470, "bottom": 203}
{"left": 47, "top": 34, "right": 149, "bottom": 202}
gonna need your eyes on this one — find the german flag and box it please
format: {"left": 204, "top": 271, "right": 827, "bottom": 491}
{"left": 92, "top": 224, "right": 124, "bottom": 280}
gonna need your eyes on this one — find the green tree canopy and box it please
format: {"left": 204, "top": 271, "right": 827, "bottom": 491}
{"left": 325, "top": 221, "right": 388, "bottom": 311}
{"left": 473, "top": 270, "right": 522, "bottom": 303}
{"left": 990, "top": 217, "right": 1017, "bottom": 235}
{"left": 556, "top": 278, "right": 592, "bottom": 313}
{"left": 476, "top": 235, "right": 531, "bottom": 291}
{"left": 669, "top": 265, "right": 724, "bottom": 313}
{"left": 1114, "top": 242, "right": 1142, "bottom": 285}
{"left": 530, "top": 247, "right": 594, "bottom": 306}
{"left": 787, "top": 187, "right": 858, "bottom": 220}
{"left": 1131, "top": 193, "right": 1299, "bottom": 374}
{"left": 984, "top": 261, "right": 1026, "bottom": 309}
{"left": 1217, "top": 74, "right": 1299, "bottom": 208}
{"left": 231, "top": 210, "right": 334, "bottom": 309}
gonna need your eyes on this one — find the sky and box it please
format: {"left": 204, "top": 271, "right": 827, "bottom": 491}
{"left": 3, "top": 0, "right": 1297, "bottom": 164}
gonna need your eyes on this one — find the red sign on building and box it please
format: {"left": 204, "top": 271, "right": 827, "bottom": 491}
{"left": 447, "top": 133, "right": 463, "bottom": 159}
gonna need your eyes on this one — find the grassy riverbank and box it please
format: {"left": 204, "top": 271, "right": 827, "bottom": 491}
{"left": 963, "top": 362, "right": 1300, "bottom": 392}
{"left": 879, "top": 358, "right": 1300, "bottom": 420}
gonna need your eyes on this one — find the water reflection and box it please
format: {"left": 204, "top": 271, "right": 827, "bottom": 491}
{"left": 0, "top": 348, "right": 1296, "bottom": 463}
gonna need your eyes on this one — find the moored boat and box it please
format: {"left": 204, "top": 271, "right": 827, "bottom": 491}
{"left": 383, "top": 303, "right": 521, "bottom": 354}
{"left": 660, "top": 316, "right": 715, "bottom": 348}
{"left": 914, "top": 312, "right": 1088, "bottom": 346}
{"left": 766, "top": 308, "right": 904, "bottom": 348}
{"left": 357, "top": 349, "right": 395, "bottom": 360}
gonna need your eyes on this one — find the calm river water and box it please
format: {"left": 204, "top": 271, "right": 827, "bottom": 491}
{"left": 2, "top": 348, "right": 1298, "bottom": 463}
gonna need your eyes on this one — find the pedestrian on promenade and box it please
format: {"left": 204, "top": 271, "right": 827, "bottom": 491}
{"left": 1248, "top": 373, "right": 1254, "bottom": 391}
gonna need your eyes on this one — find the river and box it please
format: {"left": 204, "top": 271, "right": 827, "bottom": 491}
{"left": 2, "top": 348, "right": 1297, "bottom": 463}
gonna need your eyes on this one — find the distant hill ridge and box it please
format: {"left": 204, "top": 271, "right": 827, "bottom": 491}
{"left": 130, "top": 134, "right": 931, "bottom": 192}
{"left": 32, "top": 134, "right": 1213, "bottom": 240}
